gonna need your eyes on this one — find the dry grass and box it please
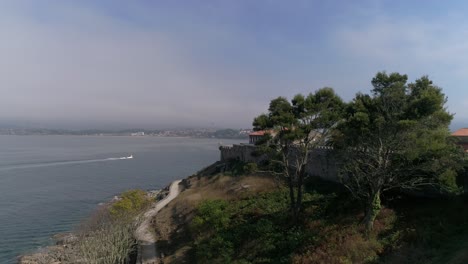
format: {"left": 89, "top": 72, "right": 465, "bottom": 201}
{"left": 151, "top": 174, "right": 280, "bottom": 263}
{"left": 184, "top": 174, "right": 279, "bottom": 200}
{"left": 291, "top": 207, "right": 397, "bottom": 264}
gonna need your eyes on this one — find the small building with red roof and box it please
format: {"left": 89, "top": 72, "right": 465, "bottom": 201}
{"left": 452, "top": 128, "right": 468, "bottom": 152}
{"left": 249, "top": 131, "right": 267, "bottom": 144}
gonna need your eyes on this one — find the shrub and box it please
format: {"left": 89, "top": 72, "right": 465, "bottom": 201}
{"left": 243, "top": 163, "right": 258, "bottom": 174}
{"left": 195, "top": 234, "right": 234, "bottom": 264}
{"left": 293, "top": 225, "right": 383, "bottom": 264}
{"left": 76, "top": 220, "right": 138, "bottom": 264}
{"left": 109, "top": 189, "right": 150, "bottom": 218}
{"left": 191, "top": 199, "right": 230, "bottom": 235}
{"left": 192, "top": 191, "right": 306, "bottom": 263}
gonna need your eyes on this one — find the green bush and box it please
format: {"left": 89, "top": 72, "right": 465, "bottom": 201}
{"left": 195, "top": 234, "right": 234, "bottom": 263}
{"left": 191, "top": 199, "right": 230, "bottom": 235}
{"left": 225, "top": 160, "right": 259, "bottom": 176}
{"left": 109, "top": 189, "right": 150, "bottom": 218}
{"left": 192, "top": 191, "right": 308, "bottom": 263}
{"left": 243, "top": 163, "right": 258, "bottom": 174}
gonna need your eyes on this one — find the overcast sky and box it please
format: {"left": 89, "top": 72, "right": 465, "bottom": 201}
{"left": 2, "top": 0, "right": 468, "bottom": 130}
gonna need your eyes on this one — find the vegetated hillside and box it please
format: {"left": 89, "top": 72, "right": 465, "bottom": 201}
{"left": 19, "top": 189, "right": 152, "bottom": 264}
{"left": 213, "top": 129, "right": 249, "bottom": 139}
{"left": 151, "top": 173, "right": 280, "bottom": 263}
{"left": 151, "top": 166, "right": 468, "bottom": 264}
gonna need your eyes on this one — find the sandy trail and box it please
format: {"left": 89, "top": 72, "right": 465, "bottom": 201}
{"left": 135, "top": 180, "right": 182, "bottom": 264}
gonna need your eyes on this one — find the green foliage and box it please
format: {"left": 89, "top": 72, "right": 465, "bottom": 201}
{"left": 188, "top": 174, "right": 468, "bottom": 263}
{"left": 231, "top": 190, "right": 291, "bottom": 216}
{"left": 225, "top": 160, "right": 254, "bottom": 176}
{"left": 335, "top": 72, "right": 464, "bottom": 230}
{"left": 191, "top": 200, "right": 230, "bottom": 235}
{"left": 191, "top": 190, "right": 316, "bottom": 263}
{"left": 243, "top": 162, "right": 258, "bottom": 174}
{"left": 439, "top": 169, "right": 460, "bottom": 193}
{"left": 224, "top": 161, "right": 258, "bottom": 176}
{"left": 109, "top": 189, "right": 150, "bottom": 219}
{"left": 196, "top": 234, "right": 234, "bottom": 264}
{"left": 190, "top": 184, "right": 401, "bottom": 264}
{"left": 253, "top": 88, "right": 345, "bottom": 221}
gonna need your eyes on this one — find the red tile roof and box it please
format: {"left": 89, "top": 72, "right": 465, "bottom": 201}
{"left": 249, "top": 131, "right": 266, "bottom": 136}
{"left": 452, "top": 128, "right": 468, "bottom": 137}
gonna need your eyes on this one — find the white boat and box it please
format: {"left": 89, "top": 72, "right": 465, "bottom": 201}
{"left": 120, "top": 155, "right": 133, "bottom": 160}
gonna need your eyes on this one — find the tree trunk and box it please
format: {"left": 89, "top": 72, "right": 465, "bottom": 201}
{"left": 363, "top": 190, "right": 381, "bottom": 232}
{"left": 294, "top": 168, "right": 305, "bottom": 222}
{"left": 288, "top": 175, "right": 296, "bottom": 218}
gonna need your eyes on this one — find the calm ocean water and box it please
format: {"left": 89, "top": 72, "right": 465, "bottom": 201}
{"left": 0, "top": 135, "right": 242, "bottom": 263}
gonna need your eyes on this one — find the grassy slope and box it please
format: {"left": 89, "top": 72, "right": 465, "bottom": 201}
{"left": 151, "top": 174, "right": 281, "bottom": 263}
{"left": 152, "top": 174, "right": 468, "bottom": 264}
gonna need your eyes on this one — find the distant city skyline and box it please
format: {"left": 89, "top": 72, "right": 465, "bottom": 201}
{"left": 2, "top": 1, "right": 468, "bottom": 130}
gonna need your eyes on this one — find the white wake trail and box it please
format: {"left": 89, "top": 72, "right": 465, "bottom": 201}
{"left": 0, "top": 156, "right": 133, "bottom": 171}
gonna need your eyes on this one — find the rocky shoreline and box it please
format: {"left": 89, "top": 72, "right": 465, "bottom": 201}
{"left": 18, "top": 234, "right": 77, "bottom": 264}
{"left": 17, "top": 187, "right": 168, "bottom": 264}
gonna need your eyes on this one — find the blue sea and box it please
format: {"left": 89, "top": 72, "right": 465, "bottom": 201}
{"left": 0, "top": 135, "right": 242, "bottom": 263}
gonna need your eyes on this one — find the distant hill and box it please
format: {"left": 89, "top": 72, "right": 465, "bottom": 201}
{"left": 0, "top": 127, "right": 250, "bottom": 139}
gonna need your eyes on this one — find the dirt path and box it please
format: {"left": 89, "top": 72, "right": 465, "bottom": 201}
{"left": 135, "top": 180, "right": 182, "bottom": 264}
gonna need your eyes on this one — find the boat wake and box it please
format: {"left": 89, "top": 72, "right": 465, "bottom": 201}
{"left": 0, "top": 155, "right": 134, "bottom": 171}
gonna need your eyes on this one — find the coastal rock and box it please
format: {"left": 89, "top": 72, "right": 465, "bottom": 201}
{"left": 18, "top": 245, "right": 65, "bottom": 264}
{"left": 147, "top": 189, "right": 161, "bottom": 199}
{"left": 53, "top": 233, "right": 78, "bottom": 245}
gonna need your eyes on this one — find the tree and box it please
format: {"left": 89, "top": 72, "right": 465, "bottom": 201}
{"left": 253, "top": 88, "right": 344, "bottom": 221}
{"left": 334, "top": 72, "right": 463, "bottom": 231}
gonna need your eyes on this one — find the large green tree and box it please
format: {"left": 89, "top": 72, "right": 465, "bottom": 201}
{"left": 334, "top": 72, "right": 463, "bottom": 231}
{"left": 253, "top": 88, "right": 344, "bottom": 221}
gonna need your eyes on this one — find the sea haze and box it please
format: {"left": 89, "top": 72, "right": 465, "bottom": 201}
{"left": 0, "top": 135, "right": 243, "bottom": 263}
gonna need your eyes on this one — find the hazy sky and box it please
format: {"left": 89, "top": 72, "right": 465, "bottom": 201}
{"left": 2, "top": 0, "right": 468, "bottom": 129}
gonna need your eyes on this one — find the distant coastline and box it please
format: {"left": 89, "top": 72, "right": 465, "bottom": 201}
{"left": 0, "top": 127, "right": 251, "bottom": 139}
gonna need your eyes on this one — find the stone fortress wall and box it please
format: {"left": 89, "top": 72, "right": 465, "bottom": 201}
{"left": 219, "top": 144, "right": 339, "bottom": 182}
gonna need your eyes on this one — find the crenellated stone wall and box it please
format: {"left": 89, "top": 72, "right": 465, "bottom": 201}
{"left": 305, "top": 147, "right": 340, "bottom": 182}
{"left": 219, "top": 144, "right": 340, "bottom": 182}
{"left": 219, "top": 144, "right": 262, "bottom": 163}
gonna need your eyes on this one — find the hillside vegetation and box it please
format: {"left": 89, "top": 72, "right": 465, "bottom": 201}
{"left": 151, "top": 170, "right": 468, "bottom": 264}
{"left": 20, "top": 189, "right": 151, "bottom": 264}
